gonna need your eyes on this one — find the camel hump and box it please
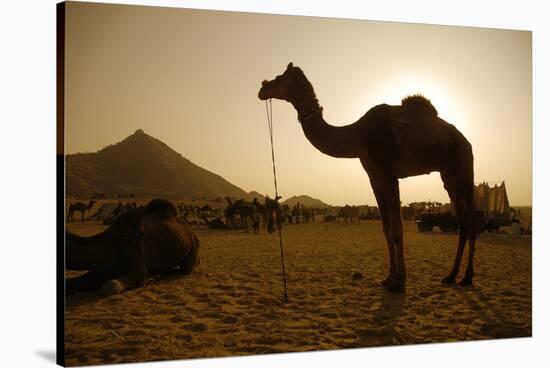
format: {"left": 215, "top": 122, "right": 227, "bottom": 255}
{"left": 401, "top": 94, "right": 438, "bottom": 116}
{"left": 145, "top": 199, "right": 178, "bottom": 220}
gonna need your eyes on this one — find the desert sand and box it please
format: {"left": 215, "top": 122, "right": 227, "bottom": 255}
{"left": 65, "top": 219, "right": 531, "bottom": 366}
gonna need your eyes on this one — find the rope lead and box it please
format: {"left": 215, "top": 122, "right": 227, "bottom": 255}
{"left": 265, "top": 99, "right": 289, "bottom": 302}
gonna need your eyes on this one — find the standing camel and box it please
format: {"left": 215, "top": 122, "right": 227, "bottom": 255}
{"left": 258, "top": 63, "right": 477, "bottom": 292}
{"left": 68, "top": 200, "right": 96, "bottom": 222}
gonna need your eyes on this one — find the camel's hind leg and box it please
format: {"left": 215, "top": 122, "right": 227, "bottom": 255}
{"left": 440, "top": 171, "right": 476, "bottom": 286}
{"left": 440, "top": 172, "right": 466, "bottom": 284}
{"left": 459, "top": 196, "right": 477, "bottom": 286}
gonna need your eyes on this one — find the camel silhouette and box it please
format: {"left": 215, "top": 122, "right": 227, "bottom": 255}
{"left": 258, "top": 63, "right": 477, "bottom": 292}
{"left": 66, "top": 199, "right": 200, "bottom": 295}
{"left": 67, "top": 200, "right": 96, "bottom": 222}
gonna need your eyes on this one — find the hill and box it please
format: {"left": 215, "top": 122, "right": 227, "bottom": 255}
{"left": 282, "top": 195, "right": 330, "bottom": 208}
{"left": 66, "top": 129, "right": 250, "bottom": 200}
{"left": 247, "top": 190, "right": 267, "bottom": 201}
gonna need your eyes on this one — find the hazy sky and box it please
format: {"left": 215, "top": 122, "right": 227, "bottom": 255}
{"left": 65, "top": 2, "right": 532, "bottom": 206}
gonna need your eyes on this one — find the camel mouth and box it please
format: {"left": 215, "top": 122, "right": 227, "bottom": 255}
{"left": 258, "top": 85, "right": 269, "bottom": 100}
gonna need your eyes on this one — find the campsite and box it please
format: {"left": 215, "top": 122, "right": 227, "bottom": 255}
{"left": 65, "top": 199, "right": 531, "bottom": 366}
{"left": 60, "top": 4, "right": 533, "bottom": 366}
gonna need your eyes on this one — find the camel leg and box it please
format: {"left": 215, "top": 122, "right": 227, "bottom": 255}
{"left": 442, "top": 217, "right": 467, "bottom": 284}
{"left": 384, "top": 179, "right": 406, "bottom": 292}
{"left": 459, "top": 199, "right": 477, "bottom": 286}
{"left": 100, "top": 233, "right": 148, "bottom": 296}
{"left": 440, "top": 173, "right": 468, "bottom": 284}
{"left": 100, "top": 272, "right": 147, "bottom": 296}
{"left": 67, "top": 271, "right": 106, "bottom": 294}
{"left": 179, "top": 242, "right": 200, "bottom": 275}
{"left": 371, "top": 185, "right": 396, "bottom": 287}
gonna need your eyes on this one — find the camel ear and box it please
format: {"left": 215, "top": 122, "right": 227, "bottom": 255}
{"left": 287, "top": 62, "right": 294, "bottom": 70}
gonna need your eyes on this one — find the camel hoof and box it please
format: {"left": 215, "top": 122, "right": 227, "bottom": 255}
{"left": 100, "top": 279, "right": 125, "bottom": 296}
{"left": 458, "top": 278, "right": 472, "bottom": 287}
{"left": 441, "top": 275, "right": 456, "bottom": 284}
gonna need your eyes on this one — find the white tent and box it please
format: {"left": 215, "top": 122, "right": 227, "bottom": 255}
{"left": 474, "top": 182, "right": 510, "bottom": 220}
{"left": 88, "top": 203, "right": 120, "bottom": 220}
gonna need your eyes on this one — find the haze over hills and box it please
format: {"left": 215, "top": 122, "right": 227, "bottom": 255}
{"left": 282, "top": 195, "right": 329, "bottom": 209}
{"left": 66, "top": 129, "right": 252, "bottom": 200}
{"left": 66, "top": 129, "right": 334, "bottom": 206}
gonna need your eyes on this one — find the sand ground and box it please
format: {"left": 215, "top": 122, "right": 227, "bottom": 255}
{"left": 65, "top": 220, "right": 531, "bottom": 366}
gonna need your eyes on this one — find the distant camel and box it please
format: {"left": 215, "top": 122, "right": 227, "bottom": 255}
{"left": 68, "top": 200, "right": 96, "bottom": 222}
{"left": 224, "top": 198, "right": 238, "bottom": 228}
{"left": 66, "top": 199, "right": 200, "bottom": 295}
{"left": 251, "top": 198, "right": 264, "bottom": 234}
{"left": 235, "top": 200, "right": 256, "bottom": 233}
{"left": 291, "top": 203, "right": 302, "bottom": 224}
{"left": 338, "top": 205, "right": 359, "bottom": 223}
{"left": 264, "top": 195, "right": 282, "bottom": 233}
{"left": 259, "top": 63, "right": 477, "bottom": 292}
{"left": 200, "top": 215, "right": 226, "bottom": 230}
{"left": 224, "top": 197, "right": 255, "bottom": 232}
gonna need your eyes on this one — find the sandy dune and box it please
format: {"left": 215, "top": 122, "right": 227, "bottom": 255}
{"left": 65, "top": 220, "right": 531, "bottom": 366}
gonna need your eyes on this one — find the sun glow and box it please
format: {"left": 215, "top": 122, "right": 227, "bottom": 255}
{"left": 372, "top": 75, "right": 468, "bottom": 132}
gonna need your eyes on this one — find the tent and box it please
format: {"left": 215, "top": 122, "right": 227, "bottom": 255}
{"left": 88, "top": 203, "right": 121, "bottom": 221}
{"left": 474, "top": 182, "right": 510, "bottom": 220}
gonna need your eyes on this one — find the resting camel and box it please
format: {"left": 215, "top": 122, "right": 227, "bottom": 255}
{"left": 67, "top": 200, "right": 96, "bottom": 222}
{"left": 66, "top": 199, "right": 200, "bottom": 295}
{"left": 259, "top": 63, "right": 477, "bottom": 292}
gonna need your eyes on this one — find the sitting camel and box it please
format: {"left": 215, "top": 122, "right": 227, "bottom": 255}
{"left": 259, "top": 63, "right": 477, "bottom": 292}
{"left": 67, "top": 199, "right": 96, "bottom": 222}
{"left": 66, "top": 199, "right": 200, "bottom": 295}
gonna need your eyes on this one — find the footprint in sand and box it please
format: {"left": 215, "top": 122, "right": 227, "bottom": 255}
{"left": 175, "top": 334, "right": 193, "bottom": 342}
{"left": 169, "top": 315, "right": 186, "bottom": 323}
{"left": 160, "top": 293, "right": 178, "bottom": 301}
{"left": 320, "top": 312, "right": 339, "bottom": 319}
{"left": 255, "top": 336, "right": 282, "bottom": 345}
{"left": 221, "top": 315, "right": 239, "bottom": 324}
{"left": 256, "top": 297, "right": 279, "bottom": 306}
{"left": 205, "top": 311, "right": 224, "bottom": 319}
{"left": 123, "top": 329, "right": 145, "bottom": 337}
{"left": 183, "top": 322, "right": 208, "bottom": 332}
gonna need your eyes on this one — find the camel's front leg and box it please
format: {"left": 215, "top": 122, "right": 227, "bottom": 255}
{"left": 372, "top": 188, "right": 396, "bottom": 286}
{"left": 100, "top": 270, "right": 148, "bottom": 296}
{"left": 383, "top": 178, "right": 406, "bottom": 293}
{"left": 67, "top": 271, "right": 106, "bottom": 294}
{"left": 101, "top": 231, "right": 148, "bottom": 296}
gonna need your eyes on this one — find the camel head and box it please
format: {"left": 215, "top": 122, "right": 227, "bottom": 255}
{"left": 258, "top": 62, "right": 310, "bottom": 104}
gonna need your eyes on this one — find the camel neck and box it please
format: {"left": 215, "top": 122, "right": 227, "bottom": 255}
{"left": 297, "top": 108, "right": 361, "bottom": 159}
{"left": 286, "top": 75, "right": 361, "bottom": 159}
